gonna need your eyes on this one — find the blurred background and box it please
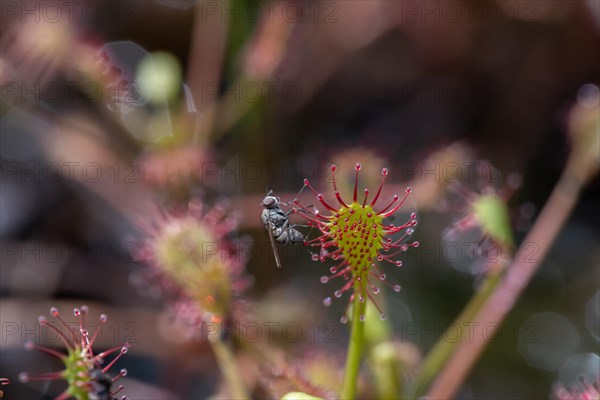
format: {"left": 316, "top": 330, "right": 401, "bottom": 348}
{"left": 1, "top": 0, "right": 599, "bottom": 398}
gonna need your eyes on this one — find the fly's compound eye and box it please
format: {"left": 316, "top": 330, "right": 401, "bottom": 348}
{"left": 263, "top": 196, "right": 278, "bottom": 207}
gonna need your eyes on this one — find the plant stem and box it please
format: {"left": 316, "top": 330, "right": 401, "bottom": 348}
{"left": 410, "top": 264, "right": 506, "bottom": 398}
{"left": 209, "top": 337, "right": 249, "bottom": 399}
{"left": 426, "top": 171, "right": 587, "bottom": 399}
{"left": 341, "top": 294, "right": 367, "bottom": 399}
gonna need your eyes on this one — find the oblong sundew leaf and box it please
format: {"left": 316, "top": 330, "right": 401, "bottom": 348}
{"left": 472, "top": 194, "right": 514, "bottom": 247}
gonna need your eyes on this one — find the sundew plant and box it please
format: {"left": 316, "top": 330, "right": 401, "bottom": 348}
{"left": 1, "top": 2, "right": 599, "bottom": 399}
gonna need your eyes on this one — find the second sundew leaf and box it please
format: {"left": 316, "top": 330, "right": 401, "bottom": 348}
{"left": 472, "top": 194, "right": 514, "bottom": 247}
{"left": 20, "top": 307, "right": 129, "bottom": 400}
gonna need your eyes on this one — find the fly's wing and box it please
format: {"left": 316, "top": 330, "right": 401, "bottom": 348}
{"left": 261, "top": 208, "right": 271, "bottom": 228}
{"left": 267, "top": 226, "right": 282, "bottom": 268}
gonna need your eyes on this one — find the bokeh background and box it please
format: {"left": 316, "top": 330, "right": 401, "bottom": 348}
{"left": 1, "top": 1, "right": 599, "bottom": 399}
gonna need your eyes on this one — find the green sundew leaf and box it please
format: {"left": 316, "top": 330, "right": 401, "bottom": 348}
{"left": 281, "top": 392, "right": 324, "bottom": 400}
{"left": 472, "top": 194, "right": 514, "bottom": 247}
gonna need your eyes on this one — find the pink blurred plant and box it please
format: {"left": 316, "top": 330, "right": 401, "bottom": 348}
{"left": 135, "top": 199, "right": 252, "bottom": 332}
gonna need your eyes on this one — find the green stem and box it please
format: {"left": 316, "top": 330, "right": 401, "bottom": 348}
{"left": 410, "top": 260, "right": 507, "bottom": 398}
{"left": 341, "top": 293, "right": 367, "bottom": 399}
{"left": 209, "top": 337, "right": 249, "bottom": 399}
